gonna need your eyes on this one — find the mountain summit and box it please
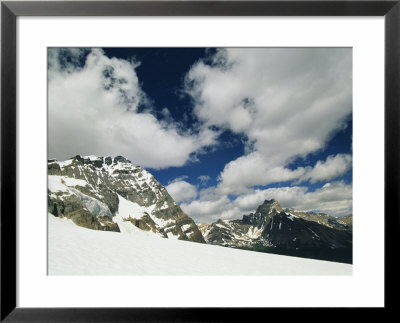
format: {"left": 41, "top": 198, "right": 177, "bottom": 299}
{"left": 199, "top": 199, "right": 352, "bottom": 263}
{"left": 48, "top": 155, "right": 205, "bottom": 243}
{"left": 241, "top": 199, "right": 283, "bottom": 227}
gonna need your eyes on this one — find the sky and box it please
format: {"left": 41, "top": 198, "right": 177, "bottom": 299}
{"left": 48, "top": 47, "right": 352, "bottom": 223}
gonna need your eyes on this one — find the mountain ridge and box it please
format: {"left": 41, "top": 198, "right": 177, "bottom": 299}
{"left": 198, "top": 199, "right": 352, "bottom": 263}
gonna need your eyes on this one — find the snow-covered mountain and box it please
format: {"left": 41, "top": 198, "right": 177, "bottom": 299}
{"left": 48, "top": 155, "right": 352, "bottom": 264}
{"left": 199, "top": 199, "right": 352, "bottom": 263}
{"left": 48, "top": 155, "right": 205, "bottom": 243}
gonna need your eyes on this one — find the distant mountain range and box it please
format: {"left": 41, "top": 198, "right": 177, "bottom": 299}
{"left": 48, "top": 155, "right": 352, "bottom": 263}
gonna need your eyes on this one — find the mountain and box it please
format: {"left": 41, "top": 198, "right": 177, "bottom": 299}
{"left": 48, "top": 155, "right": 205, "bottom": 243}
{"left": 199, "top": 199, "right": 352, "bottom": 263}
{"left": 48, "top": 155, "right": 352, "bottom": 263}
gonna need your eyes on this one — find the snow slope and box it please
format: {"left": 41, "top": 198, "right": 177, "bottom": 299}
{"left": 48, "top": 214, "right": 352, "bottom": 275}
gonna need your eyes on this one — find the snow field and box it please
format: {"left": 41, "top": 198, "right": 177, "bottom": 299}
{"left": 48, "top": 214, "right": 352, "bottom": 276}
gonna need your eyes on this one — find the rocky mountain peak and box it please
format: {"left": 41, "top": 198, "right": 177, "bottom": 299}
{"left": 48, "top": 156, "right": 205, "bottom": 243}
{"left": 240, "top": 199, "right": 283, "bottom": 228}
{"left": 112, "top": 155, "right": 131, "bottom": 164}
{"left": 261, "top": 199, "right": 283, "bottom": 212}
{"left": 201, "top": 198, "right": 353, "bottom": 263}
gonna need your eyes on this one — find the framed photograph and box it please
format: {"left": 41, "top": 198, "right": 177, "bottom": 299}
{"left": 1, "top": 0, "right": 398, "bottom": 320}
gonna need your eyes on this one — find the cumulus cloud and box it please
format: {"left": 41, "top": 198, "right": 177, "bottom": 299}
{"left": 216, "top": 151, "right": 305, "bottom": 195}
{"left": 182, "top": 181, "right": 352, "bottom": 223}
{"left": 48, "top": 48, "right": 217, "bottom": 169}
{"left": 166, "top": 180, "right": 198, "bottom": 203}
{"left": 185, "top": 48, "right": 352, "bottom": 193}
{"left": 217, "top": 153, "right": 352, "bottom": 195}
{"left": 298, "top": 154, "right": 352, "bottom": 184}
{"left": 180, "top": 187, "right": 240, "bottom": 223}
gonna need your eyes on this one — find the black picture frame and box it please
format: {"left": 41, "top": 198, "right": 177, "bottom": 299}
{"left": 1, "top": 0, "right": 399, "bottom": 321}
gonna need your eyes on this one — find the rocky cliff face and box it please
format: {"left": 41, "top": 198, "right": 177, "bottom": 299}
{"left": 199, "top": 199, "right": 352, "bottom": 263}
{"left": 48, "top": 155, "right": 205, "bottom": 243}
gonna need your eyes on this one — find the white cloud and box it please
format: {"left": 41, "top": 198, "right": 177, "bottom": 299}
{"left": 166, "top": 180, "right": 198, "bottom": 203}
{"left": 216, "top": 151, "right": 306, "bottom": 195}
{"left": 168, "top": 175, "right": 188, "bottom": 184}
{"left": 48, "top": 48, "right": 217, "bottom": 169}
{"left": 217, "top": 153, "right": 351, "bottom": 195}
{"left": 186, "top": 48, "right": 352, "bottom": 193}
{"left": 183, "top": 181, "right": 352, "bottom": 223}
{"left": 180, "top": 192, "right": 239, "bottom": 223}
{"left": 298, "top": 154, "right": 352, "bottom": 184}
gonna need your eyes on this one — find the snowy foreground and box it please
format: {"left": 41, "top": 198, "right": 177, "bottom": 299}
{"left": 48, "top": 214, "right": 352, "bottom": 275}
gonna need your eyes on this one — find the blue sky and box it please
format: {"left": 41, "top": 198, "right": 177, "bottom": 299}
{"left": 48, "top": 47, "right": 352, "bottom": 223}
